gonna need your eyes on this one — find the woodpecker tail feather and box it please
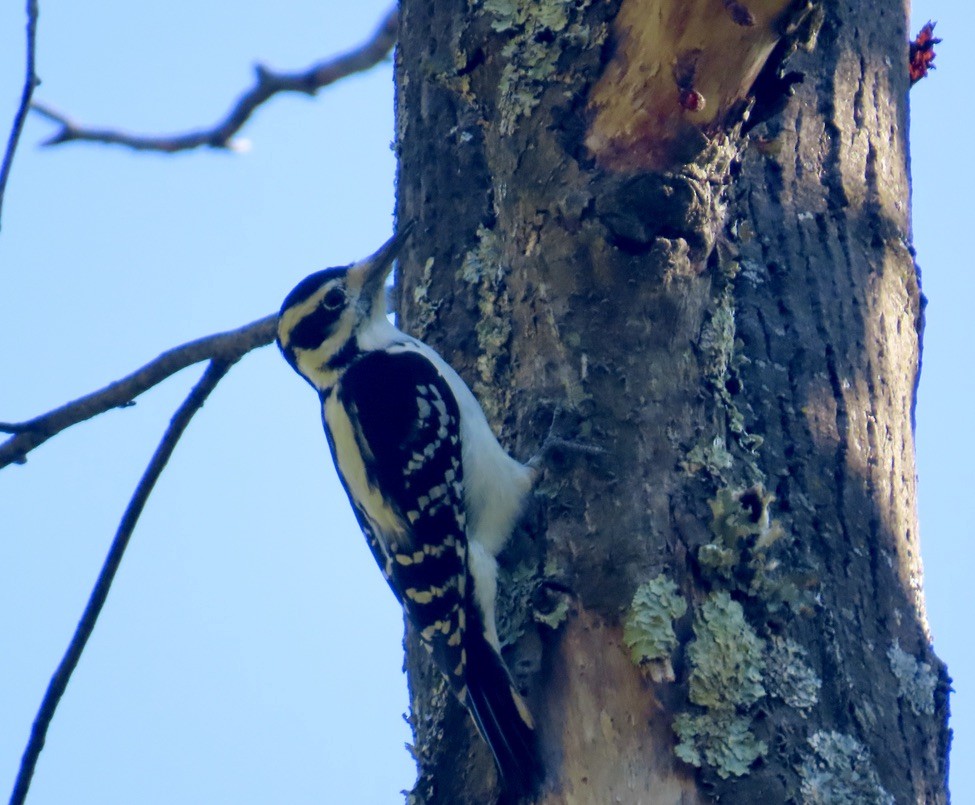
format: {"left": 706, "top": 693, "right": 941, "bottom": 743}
{"left": 463, "top": 628, "right": 541, "bottom": 799}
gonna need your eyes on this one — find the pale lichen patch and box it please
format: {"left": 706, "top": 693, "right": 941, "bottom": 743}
{"left": 623, "top": 573, "right": 688, "bottom": 682}
{"left": 682, "top": 434, "right": 735, "bottom": 476}
{"left": 764, "top": 635, "right": 821, "bottom": 712}
{"left": 673, "top": 711, "right": 768, "bottom": 779}
{"left": 673, "top": 592, "right": 768, "bottom": 778}
{"left": 798, "top": 730, "right": 894, "bottom": 805}
{"left": 687, "top": 592, "right": 766, "bottom": 710}
{"left": 887, "top": 640, "right": 937, "bottom": 717}
{"left": 477, "top": 0, "right": 594, "bottom": 135}
{"left": 698, "top": 271, "right": 764, "bottom": 457}
{"left": 699, "top": 484, "right": 813, "bottom": 614}
{"left": 410, "top": 256, "right": 440, "bottom": 340}
{"left": 533, "top": 596, "right": 570, "bottom": 630}
{"left": 458, "top": 225, "right": 513, "bottom": 426}
{"left": 494, "top": 559, "right": 538, "bottom": 647}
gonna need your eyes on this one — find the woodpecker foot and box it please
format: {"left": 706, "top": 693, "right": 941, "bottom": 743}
{"left": 527, "top": 407, "right": 603, "bottom": 476}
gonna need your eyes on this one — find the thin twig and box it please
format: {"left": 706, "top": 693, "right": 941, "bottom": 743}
{"left": 0, "top": 0, "right": 40, "bottom": 232}
{"left": 0, "top": 313, "right": 277, "bottom": 470}
{"left": 31, "top": 6, "right": 398, "bottom": 153}
{"left": 0, "top": 423, "right": 31, "bottom": 434}
{"left": 8, "top": 359, "right": 234, "bottom": 805}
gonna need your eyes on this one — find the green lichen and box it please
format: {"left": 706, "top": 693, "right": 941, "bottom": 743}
{"left": 533, "top": 596, "right": 569, "bottom": 630}
{"left": 700, "top": 485, "right": 811, "bottom": 614}
{"left": 673, "top": 591, "right": 768, "bottom": 778}
{"left": 699, "top": 291, "right": 736, "bottom": 384}
{"left": 673, "top": 712, "right": 767, "bottom": 779}
{"left": 697, "top": 265, "right": 764, "bottom": 463}
{"left": 687, "top": 592, "right": 766, "bottom": 710}
{"left": 477, "top": 0, "right": 593, "bottom": 135}
{"left": 764, "top": 636, "right": 821, "bottom": 712}
{"left": 410, "top": 256, "right": 440, "bottom": 340}
{"left": 887, "top": 641, "right": 937, "bottom": 716}
{"left": 458, "top": 226, "right": 512, "bottom": 426}
{"left": 494, "top": 560, "right": 538, "bottom": 647}
{"left": 623, "top": 574, "right": 688, "bottom": 682}
{"left": 703, "top": 486, "right": 782, "bottom": 581}
{"left": 406, "top": 667, "right": 453, "bottom": 804}
{"left": 683, "top": 435, "right": 735, "bottom": 476}
{"left": 496, "top": 40, "right": 556, "bottom": 134}
{"left": 671, "top": 492, "right": 817, "bottom": 779}
{"left": 482, "top": 0, "right": 569, "bottom": 31}
{"left": 532, "top": 556, "right": 571, "bottom": 629}
{"left": 798, "top": 730, "right": 893, "bottom": 805}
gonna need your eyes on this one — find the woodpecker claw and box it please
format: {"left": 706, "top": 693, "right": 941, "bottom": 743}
{"left": 527, "top": 407, "right": 603, "bottom": 476}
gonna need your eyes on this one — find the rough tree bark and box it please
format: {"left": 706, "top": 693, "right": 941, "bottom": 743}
{"left": 394, "top": 0, "right": 949, "bottom": 802}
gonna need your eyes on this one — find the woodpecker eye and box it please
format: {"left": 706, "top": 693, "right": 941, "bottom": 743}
{"left": 321, "top": 287, "right": 346, "bottom": 310}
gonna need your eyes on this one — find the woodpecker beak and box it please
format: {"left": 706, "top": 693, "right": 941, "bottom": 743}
{"left": 354, "top": 223, "right": 414, "bottom": 304}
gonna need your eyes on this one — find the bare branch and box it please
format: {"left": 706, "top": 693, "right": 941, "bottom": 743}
{"left": 0, "top": 313, "right": 277, "bottom": 470}
{"left": 0, "top": 0, "right": 40, "bottom": 231}
{"left": 0, "top": 422, "right": 32, "bottom": 434}
{"left": 9, "top": 359, "right": 234, "bottom": 805}
{"left": 30, "top": 6, "right": 398, "bottom": 153}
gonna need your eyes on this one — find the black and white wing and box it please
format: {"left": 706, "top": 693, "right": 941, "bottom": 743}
{"left": 322, "top": 347, "right": 537, "bottom": 793}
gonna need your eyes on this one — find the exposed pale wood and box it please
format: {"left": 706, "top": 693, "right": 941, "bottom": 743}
{"left": 586, "top": 0, "right": 793, "bottom": 171}
{"left": 538, "top": 609, "right": 705, "bottom": 805}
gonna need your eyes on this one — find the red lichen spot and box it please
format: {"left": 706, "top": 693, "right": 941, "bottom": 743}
{"left": 723, "top": 0, "right": 755, "bottom": 27}
{"left": 909, "top": 21, "right": 941, "bottom": 84}
{"left": 679, "top": 88, "right": 706, "bottom": 112}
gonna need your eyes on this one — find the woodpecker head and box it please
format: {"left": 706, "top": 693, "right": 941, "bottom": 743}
{"left": 277, "top": 226, "right": 412, "bottom": 390}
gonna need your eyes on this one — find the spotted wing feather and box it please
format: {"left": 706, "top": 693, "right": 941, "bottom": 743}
{"left": 322, "top": 348, "right": 538, "bottom": 795}
{"left": 323, "top": 348, "right": 470, "bottom": 690}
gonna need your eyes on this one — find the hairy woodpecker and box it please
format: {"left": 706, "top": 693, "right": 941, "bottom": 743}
{"left": 276, "top": 228, "right": 540, "bottom": 794}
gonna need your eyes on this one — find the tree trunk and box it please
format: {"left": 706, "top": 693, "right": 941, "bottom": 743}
{"left": 394, "top": 1, "right": 949, "bottom": 802}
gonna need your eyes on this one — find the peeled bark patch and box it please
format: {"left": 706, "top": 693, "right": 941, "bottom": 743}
{"left": 586, "top": 0, "right": 794, "bottom": 171}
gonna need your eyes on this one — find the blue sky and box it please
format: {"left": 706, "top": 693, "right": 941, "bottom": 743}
{"left": 0, "top": 1, "right": 970, "bottom": 802}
